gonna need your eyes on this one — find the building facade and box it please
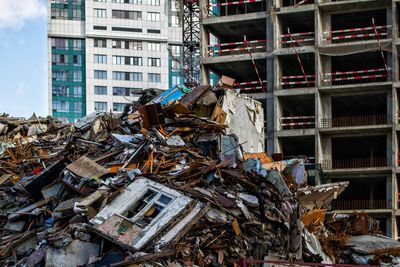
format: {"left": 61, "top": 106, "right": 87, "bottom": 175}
{"left": 48, "top": 0, "right": 183, "bottom": 122}
{"left": 200, "top": 0, "right": 400, "bottom": 238}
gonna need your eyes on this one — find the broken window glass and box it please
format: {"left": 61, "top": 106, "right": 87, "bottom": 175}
{"left": 121, "top": 190, "right": 174, "bottom": 227}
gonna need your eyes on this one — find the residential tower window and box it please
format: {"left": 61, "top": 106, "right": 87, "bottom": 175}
{"left": 148, "top": 58, "right": 161, "bottom": 67}
{"left": 94, "top": 8, "right": 107, "bottom": 18}
{"left": 94, "top": 38, "right": 107, "bottom": 48}
{"left": 147, "top": 42, "right": 160, "bottom": 51}
{"left": 73, "top": 86, "right": 82, "bottom": 96}
{"left": 112, "top": 0, "right": 142, "bottom": 3}
{"left": 94, "top": 70, "right": 107, "bottom": 79}
{"left": 73, "top": 102, "right": 82, "bottom": 113}
{"left": 52, "top": 101, "right": 69, "bottom": 112}
{"left": 52, "top": 38, "right": 68, "bottom": 49}
{"left": 52, "top": 85, "right": 69, "bottom": 96}
{"left": 147, "top": 12, "right": 160, "bottom": 21}
{"left": 148, "top": 0, "right": 160, "bottom": 5}
{"left": 95, "top": 102, "right": 108, "bottom": 111}
{"left": 113, "top": 103, "right": 126, "bottom": 112}
{"left": 94, "top": 54, "right": 107, "bottom": 64}
{"left": 148, "top": 73, "right": 161, "bottom": 82}
{"left": 73, "top": 55, "right": 82, "bottom": 65}
{"left": 73, "top": 71, "right": 82, "bottom": 82}
{"left": 95, "top": 86, "right": 107, "bottom": 95}
{"left": 112, "top": 10, "right": 142, "bottom": 20}
{"left": 113, "top": 87, "right": 130, "bottom": 96}
{"left": 112, "top": 71, "right": 143, "bottom": 81}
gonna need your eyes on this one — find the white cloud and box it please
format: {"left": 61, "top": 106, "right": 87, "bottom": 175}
{"left": 0, "top": 0, "right": 46, "bottom": 30}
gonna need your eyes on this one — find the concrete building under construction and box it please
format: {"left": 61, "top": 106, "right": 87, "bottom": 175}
{"left": 199, "top": 0, "right": 400, "bottom": 238}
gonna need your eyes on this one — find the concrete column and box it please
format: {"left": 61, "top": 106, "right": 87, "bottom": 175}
{"left": 387, "top": 216, "right": 393, "bottom": 238}
{"left": 318, "top": 136, "right": 331, "bottom": 168}
{"left": 392, "top": 214, "right": 397, "bottom": 239}
{"left": 387, "top": 132, "right": 393, "bottom": 166}
{"left": 392, "top": 173, "right": 397, "bottom": 209}
{"left": 266, "top": 2, "right": 276, "bottom": 154}
{"left": 199, "top": 0, "right": 210, "bottom": 84}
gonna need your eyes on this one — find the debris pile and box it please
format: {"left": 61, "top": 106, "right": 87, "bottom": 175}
{"left": 0, "top": 85, "right": 397, "bottom": 266}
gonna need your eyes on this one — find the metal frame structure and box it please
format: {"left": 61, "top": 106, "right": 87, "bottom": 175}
{"left": 181, "top": 0, "right": 201, "bottom": 86}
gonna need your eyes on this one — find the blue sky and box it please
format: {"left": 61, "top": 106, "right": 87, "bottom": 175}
{"left": 0, "top": 0, "right": 47, "bottom": 117}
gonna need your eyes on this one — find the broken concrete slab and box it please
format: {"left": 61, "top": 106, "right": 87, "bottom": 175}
{"left": 45, "top": 240, "right": 99, "bottom": 267}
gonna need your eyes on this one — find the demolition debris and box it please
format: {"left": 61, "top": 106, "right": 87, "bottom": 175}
{"left": 0, "top": 84, "right": 398, "bottom": 266}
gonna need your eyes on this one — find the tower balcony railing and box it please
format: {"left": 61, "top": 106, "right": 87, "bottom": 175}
{"left": 234, "top": 80, "right": 267, "bottom": 92}
{"left": 322, "top": 25, "right": 391, "bottom": 45}
{"left": 207, "top": 40, "right": 267, "bottom": 57}
{"left": 321, "top": 67, "right": 391, "bottom": 86}
{"left": 280, "top": 74, "right": 315, "bottom": 89}
{"left": 281, "top": 0, "right": 314, "bottom": 7}
{"left": 204, "top": 0, "right": 266, "bottom": 17}
{"left": 279, "top": 31, "right": 315, "bottom": 48}
{"left": 320, "top": 114, "right": 388, "bottom": 128}
{"left": 280, "top": 115, "right": 315, "bottom": 130}
{"left": 331, "top": 199, "right": 388, "bottom": 210}
{"left": 322, "top": 157, "right": 389, "bottom": 170}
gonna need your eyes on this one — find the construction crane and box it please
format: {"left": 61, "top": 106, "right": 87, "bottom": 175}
{"left": 180, "top": 0, "right": 201, "bottom": 87}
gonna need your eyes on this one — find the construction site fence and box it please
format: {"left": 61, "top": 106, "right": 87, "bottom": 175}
{"left": 322, "top": 25, "right": 391, "bottom": 44}
{"left": 280, "top": 75, "right": 316, "bottom": 89}
{"left": 240, "top": 259, "right": 379, "bottom": 267}
{"left": 280, "top": 116, "right": 315, "bottom": 129}
{"left": 331, "top": 199, "right": 388, "bottom": 210}
{"left": 204, "top": 0, "right": 267, "bottom": 17}
{"left": 322, "top": 158, "right": 389, "bottom": 170}
{"left": 280, "top": 32, "right": 315, "bottom": 48}
{"left": 320, "top": 114, "right": 388, "bottom": 128}
{"left": 207, "top": 40, "right": 267, "bottom": 57}
{"left": 321, "top": 68, "right": 391, "bottom": 86}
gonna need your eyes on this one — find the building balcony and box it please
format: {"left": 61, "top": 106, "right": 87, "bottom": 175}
{"left": 280, "top": 75, "right": 315, "bottom": 89}
{"left": 321, "top": 68, "right": 391, "bottom": 87}
{"left": 204, "top": 0, "right": 266, "bottom": 18}
{"left": 279, "top": 31, "right": 314, "bottom": 48}
{"left": 321, "top": 25, "right": 391, "bottom": 45}
{"left": 279, "top": 0, "right": 314, "bottom": 7}
{"left": 322, "top": 158, "right": 389, "bottom": 170}
{"left": 320, "top": 114, "right": 388, "bottom": 128}
{"left": 331, "top": 199, "right": 388, "bottom": 210}
{"left": 207, "top": 39, "right": 266, "bottom": 57}
{"left": 280, "top": 115, "right": 315, "bottom": 130}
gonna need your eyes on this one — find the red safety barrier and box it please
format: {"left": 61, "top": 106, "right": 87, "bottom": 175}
{"left": 234, "top": 80, "right": 266, "bottom": 92}
{"left": 208, "top": 45, "right": 266, "bottom": 55}
{"left": 207, "top": 0, "right": 262, "bottom": 7}
{"left": 280, "top": 75, "right": 315, "bottom": 88}
{"left": 323, "top": 25, "right": 391, "bottom": 44}
{"left": 280, "top": 116, "right": 315, "bottom": 129}
{"left": 209, "top": 40, "right": 267, "bottom": 47}
{"left": 280, "top": 32, "right": 315, "bottom": 48}
{"left": 321, "top": 67, "right": 391, "bottom": 85}
{"left": 208, "top": 40, "right": 266, "bottom": 57}
{"left": 204, "top": 0, "right": 266, "bottom": 17}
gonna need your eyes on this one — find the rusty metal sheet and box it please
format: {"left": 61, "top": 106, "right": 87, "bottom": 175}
{"left": 138, "top": 103, "right": 165, "bottom": 129}
{"left": 180, "top": 85, "right": 210, "bottom": 108}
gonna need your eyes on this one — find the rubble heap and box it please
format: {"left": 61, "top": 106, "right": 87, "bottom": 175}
{"left": 0, "top": 85, "right": 398, "bottom": 266}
